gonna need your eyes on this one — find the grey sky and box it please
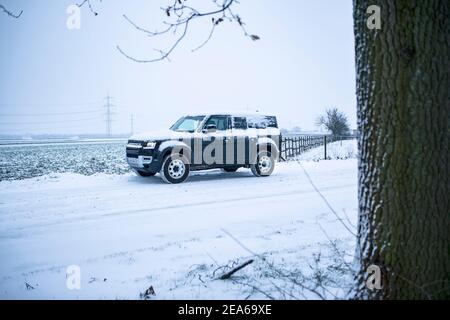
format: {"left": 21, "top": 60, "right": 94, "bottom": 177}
{"left": 0, "top": 0, "right": 356, "bottom": 135}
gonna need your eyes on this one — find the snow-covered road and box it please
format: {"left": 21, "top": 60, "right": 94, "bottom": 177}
{"left": 0, "top": 158, "right": 358, "bottom": 299}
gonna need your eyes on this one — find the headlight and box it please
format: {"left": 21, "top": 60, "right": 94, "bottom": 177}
{"left": 145, "top": 141, "right": 157, "bottom": 149}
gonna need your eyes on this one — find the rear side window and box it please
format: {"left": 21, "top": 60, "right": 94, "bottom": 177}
{"left": 265, "top": 116, "right": 278, "bottom": 128}
{"left": 233, "top": 117, "right": 247, "bottom": 130}
{"left": 247, "top": 115, "right": 278, "bottom": 129}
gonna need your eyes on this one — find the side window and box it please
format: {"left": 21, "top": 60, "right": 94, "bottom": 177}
{"left": 233, "top": 117, "right": 247, "bottom": 130}
{"left": 248, "top": 116, "right": 266, "bottom": 129}
{"left": 204, "top": 115, "right": 229, "bottom": 131}
{"left": 265, "top": 116, "right": 278, "bottom": 128}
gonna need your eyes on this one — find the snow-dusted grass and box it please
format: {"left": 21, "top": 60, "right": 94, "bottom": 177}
{"left": 0, "top": 154, "right": 358, "bottom": 299}
{"left": 298, "top": 139, "right": 358, "bottom": 162}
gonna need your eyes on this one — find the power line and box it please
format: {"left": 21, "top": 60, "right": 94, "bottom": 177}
{"left": 0, "top": 120, "right": 107, "bottom": 132}
{"left": 0, "top": 101, "right": 102, "bottom": 107}
{"left": 0, "top": 96, "right": 123, "bottom": 135}
{"left": 0, "top": 116, "right": 103, "bottom": 125}
{"left": 0, "top": 110, "right": 101, "bottom": 117}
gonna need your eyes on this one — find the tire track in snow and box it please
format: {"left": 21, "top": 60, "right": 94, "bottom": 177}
{"left": 0, "top": 183, "right": 354, "bottom": 237}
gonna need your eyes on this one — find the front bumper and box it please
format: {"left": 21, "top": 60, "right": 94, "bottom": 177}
{"left": 126, "top": 143, "right": 162, "bottom": 172}
{"left": 126, "top": 155, "right": 153, "bottom": 168}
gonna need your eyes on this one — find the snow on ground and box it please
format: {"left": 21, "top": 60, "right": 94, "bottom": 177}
{"left": 0, "top": 158, "right": 358, "bottom": 299}
{"left": 298, "top": 139, "right": 357, "bottom": 161}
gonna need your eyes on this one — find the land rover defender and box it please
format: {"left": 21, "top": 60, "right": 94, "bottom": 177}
{"left": 126, "top": 113, "right": 280, "bottom": 183}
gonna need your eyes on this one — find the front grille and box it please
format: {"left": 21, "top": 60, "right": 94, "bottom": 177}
{"left": 128, "top": 140, "right": 145, "bottom": 146}
{"left": 126, "top": 148, "right": 140, "bottom": 156}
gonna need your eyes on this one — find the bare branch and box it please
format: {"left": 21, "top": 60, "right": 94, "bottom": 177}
{"left": 191, "top": 23, "right": 216, "bottom": 52}
{"left": 220, "top": 228, "right": 324, "bottom": 300}
{"left": 0, "top": 4, "right": 23, "bottom": 18}
{"left": 77, "top": 0, "right": 100, "bottom": 16}
{"left": 298, "top": 161, "right": 356, "bottom": 236}
{"left": 118, "top": 0, "right": 260, "bottom": 63}
{"left": 123, "top": 14, "right": 173, "bottom": 37}
{"left": 231, "top": 279, "right": 276, "bottom": 300}
{"left": 117, "top": 17, "right": 190, "bottom": 63}
{"left": 218, "top": 259, "right": 254, "bottom": 280}
{"left": 227, "top": 6, "right": 260, "bottom": 40}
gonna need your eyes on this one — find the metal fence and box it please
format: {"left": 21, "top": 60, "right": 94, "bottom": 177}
{"left": 280, "top": 134, "right": 356, "bottom": 161}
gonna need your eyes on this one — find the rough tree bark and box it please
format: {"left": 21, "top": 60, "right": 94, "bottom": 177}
{"left": 353, "top": 0, "right": 449, "bottom": 299}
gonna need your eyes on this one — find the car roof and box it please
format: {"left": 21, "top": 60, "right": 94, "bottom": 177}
{"left": 186, "top": 112, "right": 275, "bottom": 118}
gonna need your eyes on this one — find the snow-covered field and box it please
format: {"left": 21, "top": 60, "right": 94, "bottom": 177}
{"left": 0, "top": 141, "right": 129, "bottom": 181}
{"left": 0, "top": 140, "right": 358, "bottom": 299}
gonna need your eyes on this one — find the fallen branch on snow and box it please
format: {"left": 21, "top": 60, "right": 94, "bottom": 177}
{"left": 218, "top": 259, "right": 254, "bottom": 280}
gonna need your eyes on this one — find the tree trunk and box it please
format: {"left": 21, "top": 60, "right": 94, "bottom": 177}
{"left": 353, "top": 0, "right": 450, "bottom": 299}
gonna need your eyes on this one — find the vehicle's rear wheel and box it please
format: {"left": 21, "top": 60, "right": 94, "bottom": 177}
{"left": 135, "top": 170, "right": 156, "bottom": 177}
{"left": 251, "top": 151, "right": 275, "bottom": 177}
{"left": 222, "top": 167, "right": 239, "bottom": 173}
{"left": 160, "top": 154, "right": 190, "bottom": 184}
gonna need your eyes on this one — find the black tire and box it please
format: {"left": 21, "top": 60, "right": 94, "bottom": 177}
{"left": 135, "top": 170, "right": 156, "bottom": 177}
{"left": 160, "top": 154, "right": 190, "bottom": 184}
{"left": 222, "top": 167, "right": 239, "bottom": 173}
{"left": 251, "top": 151, "right": 275, "bottom": 177}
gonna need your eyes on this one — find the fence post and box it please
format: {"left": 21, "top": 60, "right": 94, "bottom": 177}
{"left": 324, "top": 135, "right": 327, "bottom": 160}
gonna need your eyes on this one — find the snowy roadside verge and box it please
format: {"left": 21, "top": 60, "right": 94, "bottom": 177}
{"left": 0, "top": 157, "right": 358, "bottom": 299}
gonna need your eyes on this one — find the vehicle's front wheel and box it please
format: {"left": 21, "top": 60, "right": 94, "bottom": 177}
{"left": 251, "top": 151, "right": 275, "bottom": 177}
{"left": 160, "top": 154, "right": 190, "bottom": 184}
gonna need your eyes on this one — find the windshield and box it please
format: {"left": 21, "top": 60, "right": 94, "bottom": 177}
{"left": 170, "top": 116, "right": 205, "bottom": 132}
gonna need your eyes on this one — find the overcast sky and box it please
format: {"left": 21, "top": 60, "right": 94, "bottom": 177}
{"left": 0, "top": 0, "right": 356, "bottom": 136}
